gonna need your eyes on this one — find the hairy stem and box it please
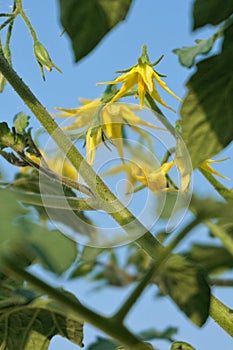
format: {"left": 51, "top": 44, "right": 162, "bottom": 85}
{"left": 210, "top": 295, "right": 233, "bottom": 337}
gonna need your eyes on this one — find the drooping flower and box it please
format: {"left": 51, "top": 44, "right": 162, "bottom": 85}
{"left": 56, "top": 98, "right": 165, "bottom": 164}
{"left": 200, "top": 158, "right": 230, "bottom": 180}
{"left": 136, "top": 161, "right": 175, "bottom": 194}
{"left": 97, "top": 45, "right": 182, "bottom": 111}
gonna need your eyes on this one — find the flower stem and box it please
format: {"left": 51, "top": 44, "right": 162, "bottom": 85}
{"left": 15, "top": 0, "right": 38, "bottom": 41}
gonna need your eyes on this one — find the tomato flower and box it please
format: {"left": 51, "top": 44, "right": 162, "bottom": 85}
{"left": 56, "top": 98, "right": 165, "bottom": 164}
{"left": 97, "top": 45, "right": 182, "bottom": 112}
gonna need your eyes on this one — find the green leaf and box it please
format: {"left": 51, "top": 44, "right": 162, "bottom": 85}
{"left": 0, "top": 188, "right": 29, "bottom": 245}
{"left": 193, "top": 0, "right": 233, "bottom": 29}
{"left": 13, "top": 112, "right": 30, "bottom": 135}
{"left": 0, "top": 122, "right": 14, "bottom": 149}
{"left": 184, "top": 244, "right": 233, "bottom": 275}
{"left": 180, "top": 29, "right": 233, "bottom": 167}
{"left": 29, "top": 228, "right": 77, "bottom": 275}
{"left": 173, "top": 36, "right": 216, "bottom": 68}
{"left": 139, "top": 327, "right": 177, "bottom": 342}
{"left": 0, "top": 187, "right": 77, "bottom": 274}
{"left": 171, "top": 341, "right": 196, "bottom": 350}
{"left": 59, "top": 0, "right": 133, "bottom": 62}
{"left": 0, "top": 296, "right": 83, "bottom": 350}
{"left": 155, "top": 255, "right": 210, "bottom": 327}
{"left": 87, "top": 337, "right": 117, "bottom": 350}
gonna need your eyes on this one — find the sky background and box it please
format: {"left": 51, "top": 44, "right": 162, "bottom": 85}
{"left": 0, "top": 0, "right": 233, "bottom": 349}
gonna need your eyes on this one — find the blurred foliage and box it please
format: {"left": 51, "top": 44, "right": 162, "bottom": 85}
{"left": 59, "top": 0, "right": 133, "bottom": 62}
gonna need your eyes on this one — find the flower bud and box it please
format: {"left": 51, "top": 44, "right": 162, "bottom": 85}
{"left": 34, "top": 40, "right": 61, "bottom": 80}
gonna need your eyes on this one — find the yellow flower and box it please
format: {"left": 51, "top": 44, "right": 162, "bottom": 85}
{"left": 200, "top": 158, "right": 230, "bottom": 180}
{"left": 136, "top": 161, "right": 175, "bottom": 194}
{"left": 97, "top": 45, "right": 182, "bottom": 111}
{"left": 21, "top": 150, "right": 78, "bottom": 180}
{"left": 56, "top": 98, "right": 165, "bottom": 164}
{"left": 102, "top": 160, "right": 149, "bottom": 194}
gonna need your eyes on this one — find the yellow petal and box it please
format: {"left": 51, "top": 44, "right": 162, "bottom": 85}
{"left": 200, "top": 158, "right": 230, "bottom": 180}
{"left": 55, "top": 107, "right": 81, "bottom": 117}
{"left": 153, "top": 70, "right": 182, "bottom": 102}
{"left": 150, "top": 82, "right": 176, "bottom": 113}
{"left": 137, "top": 64, "right": 154, "bottom": 93}
{"left": 137, "top": 75, "right": 146, "bottom": 107}
{"left": 121, "top": 105, "right": 166, "bottom": 130}
{"left": 86, "top": 128, "right": 102, "bottom": 164}
{"left": 175, "top": 156, "right": 191, "bottom": 192}
{"left": 97, "top": 68, "right": 138, "bottom": 85}
{"left": 110, "top": 75, "right": 138, "bottom": 102}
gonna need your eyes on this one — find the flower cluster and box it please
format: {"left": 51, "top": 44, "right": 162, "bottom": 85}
{"left": 56, "top": 98, "right": 165, "bottom": 165}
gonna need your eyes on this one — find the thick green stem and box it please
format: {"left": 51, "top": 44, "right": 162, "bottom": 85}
{"left": 210, "top": 295, "right": 233, "bottom": 337}
{"left": 2, "top": 255, "right": 152, "bottom": 350}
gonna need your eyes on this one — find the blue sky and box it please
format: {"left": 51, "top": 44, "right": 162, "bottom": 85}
{"left": 0, "top": 0, "right": 233, "bottom": 349}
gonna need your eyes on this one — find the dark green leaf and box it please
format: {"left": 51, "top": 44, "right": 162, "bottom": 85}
{"left": 87, "top": 336, "right": 117, "bottom": 350}
{"left": 155, "top": 255, "right": 210, "bottom": 327}
{"left": 59, "top": 0, "right": 133, "bottom": 62}
{"left": 171, "top": 341, "right": 196, "bottom": 350}
{"left": 13, "top": 112, "right": 30, "bottom": 135}
{"left": 184, "top": 244, "right": 233, "bottom": 275}
{"left": 193, "top": 0, "right": 233, "bottom": 29}
{"left": 0, "top": 296, "right": 83, "bottom": 350}
{"left": 180, "top": 31, "right": 233, "bottom": 167}
{"left": 173, "top": 36, "right": 216, "bottom": 68}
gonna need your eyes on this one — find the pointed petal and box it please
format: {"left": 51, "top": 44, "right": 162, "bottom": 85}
{"left": 137, "top": 75, "right": 146, "bottom": 107}
{"left": 121, "top": 105, "right": 166, "bottom": 130}
{"left": 150, "top": 83, "right": 176, "bottom": 113}
{"left": 110, "top": 76, "right": 138, "bottom": 102}
{"left": 137, "top": 64, "right": 154, "bottom": 93}
{"left": 200, "top": 159, "right": 230, "bottom": 180}
{"left": 153, "top": 71, "right": 182, "bottom": 102}
{"left": 97, "top": 68, "right": 138, "bottom": 85}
